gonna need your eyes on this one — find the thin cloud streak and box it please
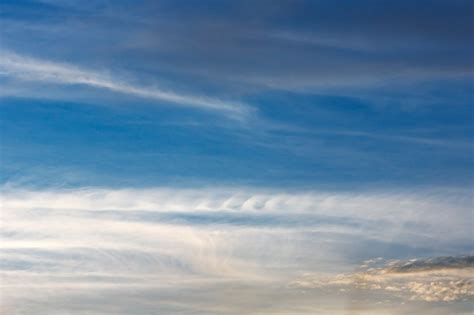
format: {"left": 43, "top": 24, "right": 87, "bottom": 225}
{"left": 0, "top": 51, "right": 252, "bottom": 118}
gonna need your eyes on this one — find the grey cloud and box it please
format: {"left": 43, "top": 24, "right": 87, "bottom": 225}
{"left": 290, "top": 255, "right": 474, "bottom": 302}
{"left": 1, "top": 0, "right": 472, "bottom": 95}
{"left": 385, "top": 255, "right": 474, "bottom": 274}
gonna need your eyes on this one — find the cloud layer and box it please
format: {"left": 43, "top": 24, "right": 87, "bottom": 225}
{"left": 2, "top": 0, "right": 473, "bottom": 100}
{"left": 1, "top": 186, "right": 472, "bottom": 314}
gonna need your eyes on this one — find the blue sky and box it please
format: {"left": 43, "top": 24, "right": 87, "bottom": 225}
{"left": 1, "top": 0, "right": 473, "bottom": 189}
{"left": 0, "top": 1, "right": 473, "bottom": 314}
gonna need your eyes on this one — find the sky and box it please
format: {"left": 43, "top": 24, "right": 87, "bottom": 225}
{"left": 0, "top": 0, "right": 473, "bottom": 314}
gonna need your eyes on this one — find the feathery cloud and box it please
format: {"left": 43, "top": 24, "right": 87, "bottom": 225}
{"left": 0, "top": 51, "right": 251, "bottom": 118}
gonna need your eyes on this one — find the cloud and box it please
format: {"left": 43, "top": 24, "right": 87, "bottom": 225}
{"left": 1, "top": 185, "right": 472, "bottom": 314}
{"left": 0, "top": 51, "right": 251, "bottom": 118}
{"left": 2, "top": 0, "right": 472, "bottom": 96}
{"left": 290, "top": 255, "right": 474, "bottom": 302}
{"left": 1, "top": 186, "right": 472, "bottom": 255}
{"left": 385, "top": 256, "right": 474, "bottom": 273}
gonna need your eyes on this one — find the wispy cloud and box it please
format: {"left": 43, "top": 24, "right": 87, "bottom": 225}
{"left": 1, "top": 186, "right": 472, "bottom": 314}
{"left": 0, "top": 51, "right": 252, "bottom": 118}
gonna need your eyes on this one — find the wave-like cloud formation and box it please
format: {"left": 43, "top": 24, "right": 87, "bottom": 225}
{"left": 2, "top": 186, "right": 471, "bottom": 240}
{"left": 1, "top": 186, "right": 472, "bottom": 314}
{"left": 0, "top": 51, "right": 250, "bottom": 118}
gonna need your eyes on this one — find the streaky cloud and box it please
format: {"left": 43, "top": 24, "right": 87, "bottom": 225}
{"left": 1, "top": 185, "right": 472, "bottom": 314}
{"left": 0, "top": 50, "right": 252, "bottom": 118}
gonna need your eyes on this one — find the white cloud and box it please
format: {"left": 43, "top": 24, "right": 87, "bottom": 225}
{"left": 1, "top": 186, "right": 472, "bottom": 314}
{"left": 1, "top": 186, "right": 471, "bottom": 240}
{"left": 0, "top": 51, "right": 251, "bottom": 118}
